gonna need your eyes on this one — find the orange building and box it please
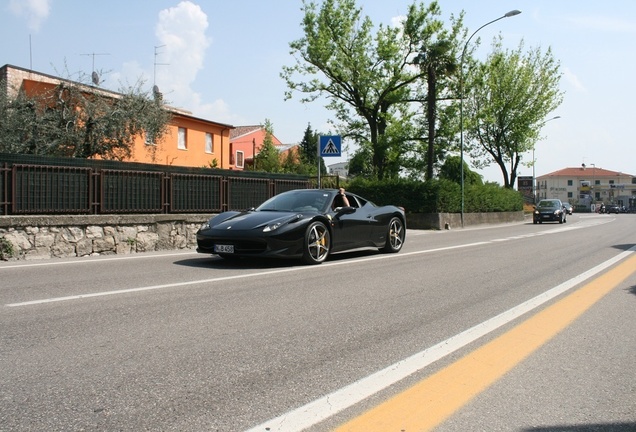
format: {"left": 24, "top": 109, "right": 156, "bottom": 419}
{"left": 1, "top": 64, "right": 235, "bottom": 169}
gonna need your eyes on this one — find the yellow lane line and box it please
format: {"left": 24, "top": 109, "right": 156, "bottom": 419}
{"left": 335, "top": 254, "right": 636, "bottom": 432}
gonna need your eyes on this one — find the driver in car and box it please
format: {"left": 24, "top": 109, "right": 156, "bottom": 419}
{"left": 332, "top": 187, "right": 350, "bottom": 210}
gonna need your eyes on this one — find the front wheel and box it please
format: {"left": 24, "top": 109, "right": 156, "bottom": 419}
{"left": 302, "top": 222, "right": 331, "bottom": 264}
{"left": 381, "top": 217, "right": 405, "bottom": 253}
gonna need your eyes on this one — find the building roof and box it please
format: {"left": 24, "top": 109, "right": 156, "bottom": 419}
{"left": 230, "top": 125, "right": 264, "bottom": 140}
{"left": 538, "top": 166, "right": 634, "bottom": 179}
{"left": 1, "top": 63, "right": 234, "bottom": 129}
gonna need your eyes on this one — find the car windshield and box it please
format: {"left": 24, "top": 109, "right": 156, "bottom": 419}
{"left": 256, "top": 190, "right": 331, "bottom": 213}
{"left": 538, "top": 200, "right": 560, "bottom": 207}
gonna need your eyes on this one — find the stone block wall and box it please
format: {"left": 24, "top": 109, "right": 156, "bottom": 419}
{"left": 0, "top": 214, "right": 210, "bottom": 261}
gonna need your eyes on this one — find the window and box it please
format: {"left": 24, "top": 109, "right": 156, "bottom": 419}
{"left": 609, "top": 180, "right": 614, "bottom": 185}
{"left": 567, "top": 180, "right": 573, "bottom": 186}
{"left": 205, "top": 133, "right": 214, "bottom": 153}
{"left": 236, "top": 151, "right": 244, "bottom": 168}
{"left": 178, "top": 127, "right": 187, "bottom": 150}
{"left": 595, "top": 179, "right": 600, "bottom": 185}
{"left": 145, "top": 132, "right": 155, "bottom": 146}
{"left": 567, "top": 192, "right": 573, "bottom": 198}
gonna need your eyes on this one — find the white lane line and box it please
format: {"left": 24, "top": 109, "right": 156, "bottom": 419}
{"left": 3, "top": 218, "right": 613, "bottom": 307}
{"left": 0, "top": 250, "right": 199, "bottom": 270}
{"left": 5, "top": 243, "right": 488, "bottom": 307}
{"left": 244, "top": 246, "right": 636, "bottom": 432}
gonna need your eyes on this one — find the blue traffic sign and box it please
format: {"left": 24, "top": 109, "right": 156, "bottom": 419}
{"left": 319, "top": 135, "right": 341, "bottom": 157}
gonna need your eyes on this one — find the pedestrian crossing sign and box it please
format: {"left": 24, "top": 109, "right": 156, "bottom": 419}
{"left": 319, "top": 135, "right": 341, "bottom": 157}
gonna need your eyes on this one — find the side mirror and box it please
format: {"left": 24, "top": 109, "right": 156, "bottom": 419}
{"left": 335, "top": 206, "right": 356, "bottom": 217}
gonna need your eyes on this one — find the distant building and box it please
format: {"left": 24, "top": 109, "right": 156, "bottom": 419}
{"left": 328, "top": 161, "right": 349, "bottom": 178}
{"left": 536, "top": 166, "right": 636, "bottom": 210}
{"left": 229, "top": 125, "right": 296, "bottom": 170}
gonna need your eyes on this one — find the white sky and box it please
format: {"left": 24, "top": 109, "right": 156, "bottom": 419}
{"left": 2, "top": 0, "right": 635, "bottom": 183}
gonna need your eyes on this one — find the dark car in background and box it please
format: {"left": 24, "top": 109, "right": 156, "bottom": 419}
{"left": 606, "top": 204, "right": 621, "bottom": 214}
{"left": 562, "top": 202, "right": 573, "bottom": 215}
{"left": 533, "top": 199, "right": 567, "bottom": 224}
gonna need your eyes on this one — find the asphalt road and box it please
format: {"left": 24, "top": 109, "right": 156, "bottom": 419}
{"left": 1, "top": 213, "right": 635, "bottom": 431}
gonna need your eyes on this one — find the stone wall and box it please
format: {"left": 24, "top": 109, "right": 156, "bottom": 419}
{"left": 0, "top": 211, "right": 526, "bottom": 261}
{"left": 0, "top": 214, "right": 210, "bottom": 261}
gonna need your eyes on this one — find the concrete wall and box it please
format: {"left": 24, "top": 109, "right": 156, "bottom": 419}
{"left": 406, "top": 211, "right": 525, "bottom": 230}
{"left": 0, "top": 211, "right": 525, "bottom": 261}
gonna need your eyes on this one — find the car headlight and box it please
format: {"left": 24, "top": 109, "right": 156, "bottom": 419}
{"left": 263, "top": 222, "right": 283, "bottom": 232}
{"left": 534, "top": 210, "right": 539, "bottom": 215}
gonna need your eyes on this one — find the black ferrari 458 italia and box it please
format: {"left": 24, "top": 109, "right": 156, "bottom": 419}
{"left": 196, "top": 188, "right": 406, "bottom": 264}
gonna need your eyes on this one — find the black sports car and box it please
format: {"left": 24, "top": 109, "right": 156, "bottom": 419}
{"left": 196, "top": 188, "right": 406, "bottom": 264}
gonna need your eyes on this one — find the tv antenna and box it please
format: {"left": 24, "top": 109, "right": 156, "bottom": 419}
{"left": 81, "top": 52, "right": 110, "bottom": 85}
{"left": 153, "top": 45, "right": 169, "bottom": 87}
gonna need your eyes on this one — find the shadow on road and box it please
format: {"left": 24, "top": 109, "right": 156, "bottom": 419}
{"left": 173, "top": 249, "right": 380, "bottom": 270}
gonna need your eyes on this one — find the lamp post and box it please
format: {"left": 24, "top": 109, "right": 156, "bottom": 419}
{"left": 532, "top": 115, "right": 561, "bottom": 203}
{"left": 459, "top": 9, "right": 521, "bottom": 227}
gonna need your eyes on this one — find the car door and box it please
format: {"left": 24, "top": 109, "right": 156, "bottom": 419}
{"left": 330, "top": 194, "right": 368, "bottom": 251}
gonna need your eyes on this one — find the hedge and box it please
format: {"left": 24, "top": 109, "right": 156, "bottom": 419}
{"left": 346, "top": 178, "right": 523, "bottom": 213}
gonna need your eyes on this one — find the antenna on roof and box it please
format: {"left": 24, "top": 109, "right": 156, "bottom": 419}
{"left": 81, "top": 52, "right": 110, "bottom": 86}
{"left": 153, "top": 45, "right": 169, "bottom": 89}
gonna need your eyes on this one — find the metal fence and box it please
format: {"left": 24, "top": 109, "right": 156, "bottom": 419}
{"left": 0, "top": 153, "right": 312, "bottom": 215}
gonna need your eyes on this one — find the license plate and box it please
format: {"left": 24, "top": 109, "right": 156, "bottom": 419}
{"left": 214, "top": 244, "right": 234, "bottom": 254}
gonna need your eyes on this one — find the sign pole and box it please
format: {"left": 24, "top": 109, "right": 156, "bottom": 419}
{"left": 317, "top": 135, "right": 321, "bottom": 188}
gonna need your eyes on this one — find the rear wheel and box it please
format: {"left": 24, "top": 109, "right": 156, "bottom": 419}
{"left": 302, "top": 222, "right": 330, "bottom": 264}
{"left": 381, "top": 217, "right": 405, "bottom": 253}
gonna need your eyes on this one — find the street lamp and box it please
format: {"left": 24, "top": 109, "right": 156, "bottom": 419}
{"left": 459, "top": 9, "right": 521, "bottom": 227}
{"left": 532, "top": 115, "right": 561, "bottom": 203}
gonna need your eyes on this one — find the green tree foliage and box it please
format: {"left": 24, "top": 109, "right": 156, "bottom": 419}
{"left": 463, "top": 38, "right": 564, "bottom": 188}
{"left": 283, "top": 0, "right": 463, "bottom": 180}
{"left": 0, "top": 75, "right": 172, "bottom": 160}
{"left": 438, "top": 155, "right": 482, "bottom": 186}
{"left": 413, "top": 29, "right": 463, "bottom": 180}
{"left": 253, "top": 119, "right": 281, "bottom": 173}
{"left": 298, "top": 123, "right": 326, "bottom": 174}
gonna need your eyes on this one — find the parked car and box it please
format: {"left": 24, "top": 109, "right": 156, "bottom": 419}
{"left": 562, "top": 202, "right": 573, "bottom": 215}
{"left": 533, "top": 199, "right": 567, "bottom": 224}
{"left": 196, "top": 189, "right": 406, "bottom": 264}
{"left": 606, "top": 204, "right": 621, "bottom": 214}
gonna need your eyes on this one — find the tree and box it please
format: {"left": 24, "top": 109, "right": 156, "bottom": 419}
{"left": 283, "top": 0, "right": 462, "bottom": 180}
{"left": 252, "top": 119, "right": 281, "bottom": 173}
{"left": 413, "top": 27, "right": 462, "bottom": 180}
{"left": 0, "top": 74, "right": 172, "bottom": 160}
{"left": 438, "top": 155, "right": 482, "bottom": 185}
{"left": 298, "top": 123, "right": 326, "bottom": 174}
{"left": 463, "top": 38, "right": 563, "bottom": 188}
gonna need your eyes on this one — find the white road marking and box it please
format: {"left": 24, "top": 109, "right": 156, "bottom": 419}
{"left": 4, "top": 218, "right": 612, "bottom": 308}
{"left": 244, "top": 246, "right": 636, "bottom": 432}
{"left": 0, "top": 250, "right": 199, "bottom": 270}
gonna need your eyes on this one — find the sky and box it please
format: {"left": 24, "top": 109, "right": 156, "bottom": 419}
{"left": 2, "top": 0, "right": 635, "bottom": 184}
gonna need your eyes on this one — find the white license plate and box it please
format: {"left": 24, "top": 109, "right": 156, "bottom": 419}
{"left": 214, "top": 244, "right": 234, "bottom": 254}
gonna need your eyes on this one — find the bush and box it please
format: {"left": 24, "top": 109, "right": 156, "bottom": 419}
{"left": 346, "top": 178, "right": 523, "bottom": 213}
{"left": 0, "top": 237, "right": 15, "bottom": 260}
